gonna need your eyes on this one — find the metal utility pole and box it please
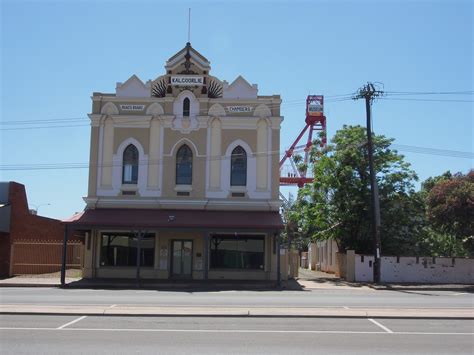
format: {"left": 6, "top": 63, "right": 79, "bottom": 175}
{"left": 134, "top": 230, "right": 145, "bottom": 288}
{"left": 353, "top": 83, "right": 384, "bottom": 284}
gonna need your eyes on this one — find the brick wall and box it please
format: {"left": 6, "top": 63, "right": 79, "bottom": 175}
{"left": 0, "top": 182, "right": 66, "bottom": 277}
{"left": 10, "top": 240, "right": 83, "bottom": 275}
{"left": 0, "top": 232, "right": 11, "bottom": 277}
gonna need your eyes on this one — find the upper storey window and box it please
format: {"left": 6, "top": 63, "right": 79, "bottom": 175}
{"left": 122, "top": 144, "right": 139, "bottom": 184}
{"left": 183, "top": 98, "right": 190, "bottom": 117}
{"left": 176, "top": 145, "right": 193, "bottom": 185}
{"left": 231, "top": 146, "right": 247, "bottom": 186}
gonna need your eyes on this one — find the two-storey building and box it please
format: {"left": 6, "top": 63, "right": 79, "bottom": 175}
{"left": 66, "top": 43, "right": 284, "bottom": 281}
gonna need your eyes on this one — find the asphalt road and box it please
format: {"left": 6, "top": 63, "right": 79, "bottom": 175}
{"left": 0, "top": 287, "right": 472, "bottom": 309}
{"left": 0, "top": 315, "right": 472, "bottom": 354}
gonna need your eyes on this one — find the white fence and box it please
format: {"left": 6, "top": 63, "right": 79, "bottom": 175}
{"left": 348, "top": 251, "right": 473, "bottom": 284}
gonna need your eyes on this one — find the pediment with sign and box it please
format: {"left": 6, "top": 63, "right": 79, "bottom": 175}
{"left": 114, "top": 43, "right": 260, "bottom": 101}
{"left": 150, "top": 43, "right": 223, "bottom": 99}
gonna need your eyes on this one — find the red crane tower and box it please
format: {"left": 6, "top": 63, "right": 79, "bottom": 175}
{"left": 279, "top": 95, "right": 327, "bottom": 188}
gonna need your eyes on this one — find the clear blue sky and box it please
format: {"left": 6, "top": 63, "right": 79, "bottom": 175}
{"left": 1, "top": 0, "right": 472, "bottom": 219}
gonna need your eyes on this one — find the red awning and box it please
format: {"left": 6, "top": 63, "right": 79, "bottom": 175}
{"left": 63, "top": 208, "right": 283, "bottom": 231}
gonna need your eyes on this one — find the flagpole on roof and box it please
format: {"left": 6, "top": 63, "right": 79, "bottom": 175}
{"left": 188, "top": 8, "right": 191, "bottom": 44}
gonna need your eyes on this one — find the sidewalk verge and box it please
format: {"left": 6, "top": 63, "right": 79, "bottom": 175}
{"left": 1, "top": 305, "right": 473, "bottom": 319}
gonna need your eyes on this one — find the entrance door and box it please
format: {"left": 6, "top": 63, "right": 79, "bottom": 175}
{"left": 171, "top": 240, "right": 193, "bottom": 278}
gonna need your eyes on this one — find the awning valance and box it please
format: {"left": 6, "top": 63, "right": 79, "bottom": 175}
{"left": 63, "top": 208, "right": 283, "bottom": 231}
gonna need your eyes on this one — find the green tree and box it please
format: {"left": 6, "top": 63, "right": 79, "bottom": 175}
{"left": 297, "top": 125, "right": 420, "bottom": 255}
{"left": 425, "top": 170, "right": 474, "bottom": 255}
{"left": 280, "top": 193, "right": 310, "bottom": 251}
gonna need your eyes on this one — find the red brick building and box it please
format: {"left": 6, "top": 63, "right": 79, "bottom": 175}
{"left": 0, "top": 182, "right": 64, "bottom": 277}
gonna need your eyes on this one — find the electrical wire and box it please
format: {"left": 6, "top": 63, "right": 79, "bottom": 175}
{"left": 0, "top": 96, "right": 356, "bottom": 131}
{"left": 1, "top": 142, "right": 471, "bottom": 172}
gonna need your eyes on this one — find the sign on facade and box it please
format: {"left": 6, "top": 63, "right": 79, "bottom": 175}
{"left": 227, "top": 106, "right": 253, "bottom": 113}
{"left": 171, "top": 76, "right": 204, "bottom": 86}
{"left": 120, "top": 104, "right": 145, "bottom": 111}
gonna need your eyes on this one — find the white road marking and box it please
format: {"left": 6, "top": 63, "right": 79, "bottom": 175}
{"left": 343, "top": 306, "right": 350, "bottom": 309}
{"left": 109, "top": 304, "right": 117, "bottom": 308}
{"left": 368, "top": 318, "right": 393, "bottom": 333}
{"left": 0, "top": 327, "right": 472, "bottom": 335}
{"left": 1, "top": 303, "right": 472, "bottom": 309}
{"left": 56, "top": 316, "right": 87, "bottom": 329}
{"left": 452, "top": 293, "right": 469, "bottom": 296}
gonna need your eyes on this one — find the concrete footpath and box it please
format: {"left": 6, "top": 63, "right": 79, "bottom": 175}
{"left": 1, "top": 304, "right": 473, "bottom": 319}
{"left": 1, "top": 274, "right": 473, "bottom": 292}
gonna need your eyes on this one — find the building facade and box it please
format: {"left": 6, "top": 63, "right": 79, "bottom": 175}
{"left": 67, "top": 43, "right": 284, "bottom": 281}
{"left": 0, "top": 182, "right": 65, "bottom": 277}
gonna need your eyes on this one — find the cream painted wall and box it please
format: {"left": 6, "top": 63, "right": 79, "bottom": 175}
{"left": 209, "top": 118, "right": 221, "bottom": 190}
{"left": 101, "top": 117, "right": 114, "bottom": 187}
{"left": 161, "top": 128, "right": 207, "bottom": 199}
{"left": 87, "top": 74, "right": 281, "bottom": 210}
{"left": 114, "top": 128, "right": 149, "bottom": 154}
{"left": 148, "top": 118, "right": 161, "bottom": 189}
{"left": 221, "top": 129, "right": 257, "bottom": 153}
{"left": 271, "top": 130, "right": 280, "bottom": 199}
{"left": 88, "top": 127, "right": 99, "bottom": 197}
{"left": 256, "top": 119, "right": 268, "bottom": 190}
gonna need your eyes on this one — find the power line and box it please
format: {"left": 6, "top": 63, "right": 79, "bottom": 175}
{"left": 1, "top": 89, "right": 471, "bottom": 131}
{"left": 391, "top": 144, "right": 473, "bottom": 159}
{"left": 1, "top": 124, "right": 90, "bottom": 131}
{"left": 384, "top": 90, "right": 473, "bottom": 95}
{"left": 0, "top": 97, "right": 356, "bottom": 131}
{"left": 1, "top": 142, "right": 471, "bottom": 172}
{"left": 380, "top": 97, "right": 474, "bottom": 103}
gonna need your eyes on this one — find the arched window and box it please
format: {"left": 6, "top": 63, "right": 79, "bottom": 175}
{"left": 231, "top": 146, "right": 247, "bottom": 186}
{"left": 122, "top": 144, "right": 138, "bottom": 184}
{"left": 183, "top": 98, "right": 190, "bottom": 117}
{"left": 176, "top": 144, "right": 192, "bottom": 185}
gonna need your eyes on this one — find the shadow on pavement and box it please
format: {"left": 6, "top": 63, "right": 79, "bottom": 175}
{"left": 64, "top": 278, "right": 305, "bottom": 292}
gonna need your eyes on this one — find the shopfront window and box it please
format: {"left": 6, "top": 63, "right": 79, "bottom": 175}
{"left": 210, "top": 234, "right": 264, "bottom": 270}
{"left": 100, "top": 233, "right": 155, "bottom": 267}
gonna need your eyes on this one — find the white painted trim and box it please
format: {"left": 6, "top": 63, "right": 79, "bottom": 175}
{"left": 254, "top": 104, "right": 271, "bottom": 118}
{"left": 166, "top": 137, "right": 202, "bottom": 157}
{"left": 171, "top": 90, "right": 200, "bottom": 133}
{"left": 101, "top": 102, "right": 119, "bottom": 115}
{"left": 208, "top": 103, "right": 226, "bottom": 117}
{"left": 96, "top": 137, "right": 159, "bottom": 198}
{"left": 116, "top": 74, "right": 150, "bottom": 98}
{"left": 174, "top": 185, "right": 193, "bottom": 192}
{"left": 88, "top": 114, "right": 102, "bottom": 127}
{"left": 83, "top": 197, "right": 280, "bottom": 211}
{"left": 146, "top": 102, "right": 164, "bottom": 116}
{"left": 216, "top": 139, "right": 270, "bottom": 199}
{"left": 110, "top": 115, "right": 152, "bottom": 128}
{"left": 165, "top": 48, "right": 210, "bottom": 69}
{"left": 205, "top": 199, "right": 280, "bottom": 210}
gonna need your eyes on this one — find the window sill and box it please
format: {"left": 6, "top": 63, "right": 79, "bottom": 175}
{"left": 229, "top": 186, "right": 247, "bottom": 193}
{"left": 121, "top": 184, "right": 138, "bottom": 191}
{"left": 174, "top": 185, "right": 193, "bottom": 192}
